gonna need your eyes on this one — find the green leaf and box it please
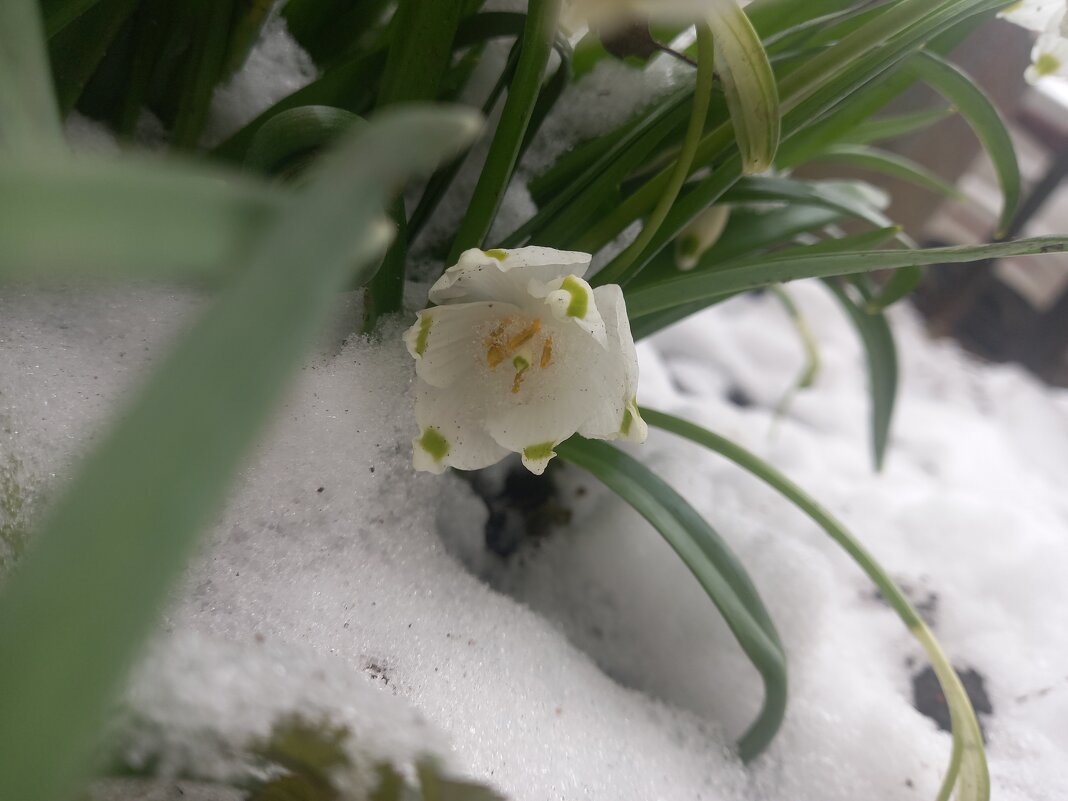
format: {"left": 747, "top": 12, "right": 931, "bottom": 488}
{"left": 46, "top": 0, "right": 139, "bottom": 115}
{"left": 842, "top": 107, "right": 954, "bottom": 146}
{"left": 708, "top": 0, "right": 780, "bottom": 174}
{"left": 170, "top": 0, "right": 237, "bottom": 149}
{"left": 722, "top": 176, "right": 900, "bottom": 235}
{"left": 1, "top": 0, "right": 63, "bottom": 154}
{"left": 593, "top": 23, "right": 717, "bottom": 286}
{"left": 367, "top": 0, "right": 465, "bottom": 325}
{"left": 624, "top": 235, "right": 1068, "bottom": 318}
{"left": 906, "top": 51, "right": 1021, "bottom": 237}
{"left": 40, "top": 0, "right": 101, "bottom": 37}
{"left": 824, "top": 278, "right": 899, "bottom": 471}
{"left": 0, "top": 106, "right": 480, "bottom": 801}
{"left": 809, "top": 144, "right": 964, "bottom": 199}
{"left": 555, "top": 437, "right": 787, "bottom": 762}
{"left": 627, "top": 227, "right": 904, "bottom": 341}
{"left": 641, "top": 408, "right": 990, "bottom": 801}
{"left": 0, "top": 156, "right": 286, "bottom": 280}
{"left": 630, "top": 204, "right": 843, "bottom": 289}
{"left": 243, "top": 106, "right": 363, "bottom": 178}
{"left": 448, "top": 0, "right": 561, "bottom": 260}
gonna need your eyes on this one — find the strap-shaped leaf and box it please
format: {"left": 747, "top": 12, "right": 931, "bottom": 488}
{"left": 448, "top": 0, "right": 560, "bottom": 260}
{"left": 625, "top": 235, "right": 1068, "bottom": 318}
{"left": 0, "top": 157, "right": 286, "bottom": 280}
{"left": 627, "top": 226, "right": 903, "bottom": 341}
{"left": 556, "top": 437, "right": 787, "bottom": 762}
{"left": 0, "top": 106, "right": 480, "bottom": 801}
{"left": 0, "top": 0, "right": 63, "bottom": 154}
{"left": 906, "top": 51, "right": 1021, "bottom": 237}
{"left": 824, "top": 278, "right": 899, "bottom": 471}
{"left": 708, "top": 0, "right": 781, "bottom": 174}
{"left": 810, "top": 144, "right": 963, "bottom": 199}
{"left": 641, "top": 408, "right": 989, "bottom": 801}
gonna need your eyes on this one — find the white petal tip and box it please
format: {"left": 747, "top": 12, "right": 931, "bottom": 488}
{"left": 520, "top": 442, "right": 557, "bottom": 475}
{"left": 413, "top": 429, "right": 450, "bottom": 474}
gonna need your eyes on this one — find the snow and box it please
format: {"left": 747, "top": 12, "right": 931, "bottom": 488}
{"left": 5, "top": 14, "right": 1068, "bottom": 801}
{"left": 4, "top": 278, "right": 1068, "bottom": 801}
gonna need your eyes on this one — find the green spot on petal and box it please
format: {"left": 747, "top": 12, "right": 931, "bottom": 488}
{"left": 1036, "top": 52, "right": 1061, "bottom": 76}
{"left": 483, "top": 248, "right": 508, "bottom": 261}
{"left": 513, "top": 355, "right": 530, "bottom": 371}
{"left": 561, "top": 275, "right": 589, "bottom": 318}
{"left": 621, "top": 407, "right": 633, "bottom": 436}
{"left": 414, "top": 314, "right": 432, "bottom": 357}
{"left": 522, "top": 441, "right": 556, "bottom": 462}
{"left": 418, "top": 428, "right": 450, "bottom": 462}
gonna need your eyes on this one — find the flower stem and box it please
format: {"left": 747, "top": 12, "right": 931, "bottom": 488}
{"left": 592, "top": 22, "right": 715, "bottom": 288}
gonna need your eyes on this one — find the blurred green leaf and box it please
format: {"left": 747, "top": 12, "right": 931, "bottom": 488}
{"left": 906, "top": 51, "right": 1020, "bottom": 237}
{"left": 0, "top": 156, "right": 286, "bottom": 280}
{"left": 556, "top": 437, "right": 787, "bottom": 762}
{"left": 0, "top": 106, "right": 480, "bottom": 801}
{"left": 1, "top": 0, "right": 63, "bottom": 154}
{"left": 842, "top": 107, "right": 954, "bottom": 146}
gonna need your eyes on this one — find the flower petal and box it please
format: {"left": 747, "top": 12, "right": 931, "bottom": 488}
{"left": 1027, "top": 26, "right": 1068, "bottom": 82}
{"left": 404, "top": 300, "right": 523, "bottom": 389}
{"left": 413, "top": 380, "right": 509, "bottom": 473}
{"left": 999, "top": 0, "right": 1064, "bottom": 33}
{"left": 428, "top": 247, "right": 592, "bottom": 307}
{"left": 528, "top": 273, "right": 608, "bottom": 346}
{"left": 577, "top": 285, "right": 646, "bottom": 443}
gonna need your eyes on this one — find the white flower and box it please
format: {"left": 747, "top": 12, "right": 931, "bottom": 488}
{"left": 404, "top": 247, "right": 647, "bottom": 476}
{"left": 1000, "top": 0, "right": 1068, "bottom": 82}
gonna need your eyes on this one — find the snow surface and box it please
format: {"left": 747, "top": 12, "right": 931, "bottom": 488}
{"left": 3, "top": 279, "right": 1068, "bottom": 801}
{"left": 4, "top": 13, "right": 1068, "bottom": 801}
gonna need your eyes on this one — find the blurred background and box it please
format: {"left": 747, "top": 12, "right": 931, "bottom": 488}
{"left": 805, "top": 17, "right": 1068, "bottom": 386}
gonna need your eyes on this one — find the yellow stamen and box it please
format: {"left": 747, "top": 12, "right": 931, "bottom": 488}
{"left": 540, "top": 337, "right": 553, "bottom": 369}
{"left": 506, "top": 319, "right": 541, "bottom": 351}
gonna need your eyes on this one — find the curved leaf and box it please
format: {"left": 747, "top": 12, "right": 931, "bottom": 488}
{"left": 907, "top": 51, "right": 1020, "bottom": 237}
{"left": 641, "top": 408, "right": 990, "bottom": 801}
{"left": 824, "top": 278, "right": 899, "bottom": 471}
{"left": 708, "top": 0, "right": 781, "bottom": 173}
{"left": 811, "top": 144, "right": 963, "bottom": 199}
{"left": 556, "top": 436, "right": 787, "bottom": 762}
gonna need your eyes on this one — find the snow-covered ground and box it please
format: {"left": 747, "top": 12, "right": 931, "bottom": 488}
{"left": 4, "top": 15, "right": 1068, "bottom": 801}
{"left": 3, "top": 277, "right": 1068, "bottom": 801}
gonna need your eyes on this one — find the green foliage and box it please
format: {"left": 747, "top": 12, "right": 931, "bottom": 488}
{"left": 556, "top": 437, "right": 787, "bottom": 762}
{"left": 3, "top": 2, "right": 1065, "bottom": 799}
{"left": 0, "top": 107, "right": 480, "bottom": 801}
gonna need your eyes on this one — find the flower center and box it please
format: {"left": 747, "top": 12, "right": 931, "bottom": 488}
{"left": 484, "top": 316, "right": 554, "bottom": 394}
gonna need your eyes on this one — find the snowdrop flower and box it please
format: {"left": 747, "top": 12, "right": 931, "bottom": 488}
{"left": 404, "top": 247, "right": 647, "bottom": 475}
{"left": 1000, "top": 0, "right": 1068, "bottom": 82}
